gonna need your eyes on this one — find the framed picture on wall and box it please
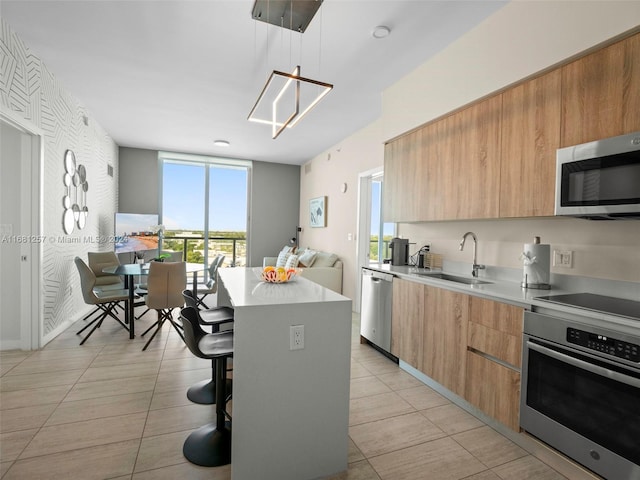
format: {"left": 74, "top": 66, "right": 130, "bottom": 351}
{"left": 309, "top": 196, "right": 327, "bottom": 228}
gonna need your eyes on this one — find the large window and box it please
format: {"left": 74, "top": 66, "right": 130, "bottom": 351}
{"left": 159, "top": 152, "right": 250, "bottom": 269}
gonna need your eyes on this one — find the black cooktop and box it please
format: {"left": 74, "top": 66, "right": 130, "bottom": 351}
{"left": 536, "top": 293, "right": 640, "bottom": 321}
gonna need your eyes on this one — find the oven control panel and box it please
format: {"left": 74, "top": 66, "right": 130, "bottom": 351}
{"left": 567, "top": 328, "right": 640, "bottom": 362}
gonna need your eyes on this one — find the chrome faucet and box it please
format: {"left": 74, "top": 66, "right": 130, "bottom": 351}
{"left": 459, "top": 232, "right": 485, "bottom": 277}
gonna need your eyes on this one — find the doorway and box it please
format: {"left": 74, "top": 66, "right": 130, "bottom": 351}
{"left": 355, "top": 168, "right": 395, "bottom": 313}
{"left": 0, "top": 112, "right": 42, "bottom": 350}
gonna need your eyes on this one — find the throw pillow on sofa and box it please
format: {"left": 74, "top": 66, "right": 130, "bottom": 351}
{"left": 280, "top": 245, "right": 296, "bottom": 254}
{"left": 285, "top": 254, "right": 299, "bottom": 269}
{"left": 297, "top": 249, "right": 317, "bottom": 268}
{"left": 312, "top": 251, "right": 338, "bottom": 267}
{"left": 276, "top": 251, "right": 291, "bottom": 267}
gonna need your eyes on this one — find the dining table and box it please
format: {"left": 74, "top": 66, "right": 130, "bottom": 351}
{"left": 102, "top": 262, "right": 206, "bottom": 339}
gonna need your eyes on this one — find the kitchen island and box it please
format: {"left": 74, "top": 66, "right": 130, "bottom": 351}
{"left": 217, "top": 267, "right": 352, "bottom": 480}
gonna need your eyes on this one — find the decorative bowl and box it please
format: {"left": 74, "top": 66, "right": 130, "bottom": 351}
{"left": 260, "top": 267, "right": 298, "bottom": 283}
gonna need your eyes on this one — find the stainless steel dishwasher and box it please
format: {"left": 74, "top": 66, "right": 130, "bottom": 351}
{"left": 360, "top": 268, "right": 394, "bottom": 353}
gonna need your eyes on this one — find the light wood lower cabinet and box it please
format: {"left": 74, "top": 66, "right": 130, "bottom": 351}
{"left": 465, "top": 351, "right": 521, "bottom": 431}
{"left": 422, "top": 285, "right": 469, "bottom": 397}
{"left": 391, "top": 278, "right": 424, "bottom": 369}
{"left": 466, "top": 296, "right": 524, "bottom": 431}
{"left": 391, "top": 279, "right": 525, "bottom": 431}
{"left": 468, "top": 296, "right": 523, "bottom": 368}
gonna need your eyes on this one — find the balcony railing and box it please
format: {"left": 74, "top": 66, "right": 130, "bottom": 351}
{"left": 162, "top": 235, "right": 246, "bottom": 268}
{"left": 369, "top": 238, "right": 391, "bottom": 262}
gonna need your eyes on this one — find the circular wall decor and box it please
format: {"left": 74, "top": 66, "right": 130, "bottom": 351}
{"left": 64, "top": 149, "right": 76, "bottom": 176}
{"left": 62, "top": 149, "right": 89, "bottom": 234}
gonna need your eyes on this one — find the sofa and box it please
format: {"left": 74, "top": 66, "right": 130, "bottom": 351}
{"left": 263, "top": 248, "right": 343, "bottom": 294}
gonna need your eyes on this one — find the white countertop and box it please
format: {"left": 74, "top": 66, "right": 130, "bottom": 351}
{"left": 363, "top": 263, "right": 640, "bottom": 332}
{"left": 218, "top": 267, "right": 349, "bottom": 307}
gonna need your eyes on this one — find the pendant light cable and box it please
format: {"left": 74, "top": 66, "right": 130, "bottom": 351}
{"left": 289, "top": 0, "right": 293, "bottom": 70}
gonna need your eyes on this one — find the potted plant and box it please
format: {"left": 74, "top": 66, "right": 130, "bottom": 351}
{"left": 152, "top": 253, "right": 172, "bottom": 262}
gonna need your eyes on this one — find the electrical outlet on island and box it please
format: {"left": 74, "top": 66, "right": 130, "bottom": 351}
{"left": 290, "top": 325, "right": 305, "bottom": 350}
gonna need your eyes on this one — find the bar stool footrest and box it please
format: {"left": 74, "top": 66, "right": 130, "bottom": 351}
{"left": 187, "top": 378, "right": 232, "bottom": 405}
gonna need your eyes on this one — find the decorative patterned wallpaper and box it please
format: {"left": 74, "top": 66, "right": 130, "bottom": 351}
{"left": 1, "top": 19, "right": 118, "bottom": 341}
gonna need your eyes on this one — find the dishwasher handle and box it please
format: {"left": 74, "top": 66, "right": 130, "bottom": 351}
{"left": 362, "top": 268, "right": 394, "bottom": 282}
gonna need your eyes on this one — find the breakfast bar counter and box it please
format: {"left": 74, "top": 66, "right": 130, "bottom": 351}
{"left": 217, "top": 267, "right": 352, "bottom": 480}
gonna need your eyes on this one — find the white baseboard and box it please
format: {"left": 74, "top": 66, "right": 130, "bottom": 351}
{"left": 42, "top": 317, "right": 76, "bottom": 346}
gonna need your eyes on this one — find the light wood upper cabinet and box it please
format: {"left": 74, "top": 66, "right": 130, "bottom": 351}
{"left": 422, "top": 285, "right": 469, "bottom": 397}
{"left": 391, "top": 278, "right": 424, "bottom": 369}
{"left": 383, "top": 31, "right": 640, "bottom": 222}
{"left": 561, "top": 33, "right": 640, "bottom": 147}
{"left": 383, "top": 129, "right": 423, "bottom": 223}
{"left": 420, "top": 121, "right": 448, "bottom": 221}
{"left": 385, "top": 96, "right": 502, "bottom": 222}
{"left": 450, "top": 96, "right": 502, "bottom": 220}
{"left": 500, "top": 70, "right": 561, "bottom": 218}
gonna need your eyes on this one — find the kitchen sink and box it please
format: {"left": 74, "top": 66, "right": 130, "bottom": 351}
{"left": 414, "top": 272, "right": 493, "bottom": 285}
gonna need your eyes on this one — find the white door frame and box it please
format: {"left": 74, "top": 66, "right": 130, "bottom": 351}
{"left": 354, "top": 167, "right": 383, "bottom": 314}
{"left": 1, "top": 109, "right": 43, "bottom": 350}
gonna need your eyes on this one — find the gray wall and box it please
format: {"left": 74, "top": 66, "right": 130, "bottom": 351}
{"left": 118, "top": 147, "right": 300, "bottom": 267}
{"left": 248, "top": 161, "right": 300, "bottom": 267}
{"left": 118, "top": 147, "right": 159, "bottom": 214}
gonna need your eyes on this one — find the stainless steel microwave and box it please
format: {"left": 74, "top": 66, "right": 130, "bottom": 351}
{"left": 555, "top": 131, "right": 640, "bottom": 219}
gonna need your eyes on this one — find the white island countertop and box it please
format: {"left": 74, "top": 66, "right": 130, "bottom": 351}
{"left": 219, "top": 266, "right": 348, "bottom": 307}
{"left": 217, "top": 267, "right": 352, "bottom": 480}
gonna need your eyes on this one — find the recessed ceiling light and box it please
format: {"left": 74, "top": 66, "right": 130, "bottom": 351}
{"left": 213, "top": 140, "right": 230, "bottom": 147}
{"left": 372, "top": 25, "right": 391, "bottom": 39}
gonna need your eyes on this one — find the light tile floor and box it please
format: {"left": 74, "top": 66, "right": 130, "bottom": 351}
{"left": 1, "top": 310, "right": 598, "bottom": 479}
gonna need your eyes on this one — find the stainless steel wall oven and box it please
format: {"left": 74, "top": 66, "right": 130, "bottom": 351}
{"left": 521, "top": 295, "right": 640, "bottom": 480}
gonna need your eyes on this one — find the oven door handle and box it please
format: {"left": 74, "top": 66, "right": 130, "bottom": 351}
{"left": 527, "top": 341, "right": 640, "bottom": 389}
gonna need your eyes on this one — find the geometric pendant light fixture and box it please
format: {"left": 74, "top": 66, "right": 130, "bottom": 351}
{"left": 248, "top": 0, "right": 333, "bottom": 139}
{"left": 247, "top": 65, "right": 333, "bottom": 139}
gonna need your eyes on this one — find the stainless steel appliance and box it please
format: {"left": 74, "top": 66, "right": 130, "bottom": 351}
{"left": 360, "top": 268, "right": 394, "bottom": 353}
{"left": 521, "top": 293, "right": 640, "bottom": 480}
{"left": 555, "top": 131, "right": 640, "bottom": 219}
{"left": 390, "top": 238, "right": 409, "bottom": 266}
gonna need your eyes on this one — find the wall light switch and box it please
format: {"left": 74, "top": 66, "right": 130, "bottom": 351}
{"left": 553, "top": 250, "right": 573, "bottom": 268}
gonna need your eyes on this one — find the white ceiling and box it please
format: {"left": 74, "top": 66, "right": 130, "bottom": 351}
{"left": 1, "top": 0, "right": 506, "bottom": 165}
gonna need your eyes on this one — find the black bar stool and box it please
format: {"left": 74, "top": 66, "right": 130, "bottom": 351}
{"left": 180, "top": 307, "right": 234, "bottom": 467}
{"left": 181, "top": 290, "right": 234, "bottom": 404}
